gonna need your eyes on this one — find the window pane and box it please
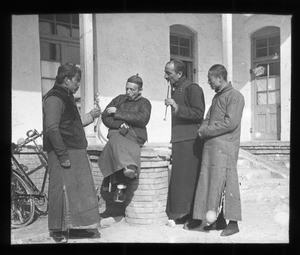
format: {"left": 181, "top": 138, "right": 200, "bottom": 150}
{"left": 71, "top": 14, "right": 79, "bottom": 25}
{"left": 39, "top": 21, "right": 54, "bottom": 34}
{"left": 65, "top": 45, "right": 80, "bottom": 65}
{"left": 179, "top": 37, "right": 190, "bottom": 48}
{"left": 179, "top": 47, "right": 190, "bottom": 57}
{"left": 269, "top": 46, "right": 280, "bottom": 56}
{"left": 254, "top": 64, "right": 267, "bottom": 77}
{"left": 257, "top": 92, "right": 267, "bottom": 105}
{"left": 268, "top": 77, "right": 276, "bottom": 90}
{"left": 268, "top": 91, "right": 276, "bottom": 104}
{"left": 170, "top": 45, "right": 178, "bottom": 55}
{"left": 72, "top": 26, "right": 80, "bottom": 38}
{"left": 256, "top": 38, "right": 267, "bottom": 48}
{"left": 256, "top": 79, "right": 267, "bottom": 91}
{"left": 269, "top": 62, "right": 280, "bottom": 76}
{"left": 39, "top": 14, "right": 54, "bottom": 21}
{"left": 55, "top": 14, "right": 70, "bottom": 23}
{"left": 57, "top": 24, "right": 71, "bottom": 37}
{"left": 269, "top": 36, "right": 280, "bottom": 46}
{"left": 40, "top": 42, "right": 61, "bottom": 61}
{"left": 256, "top": 48, "right": 268, "bottom": 58}
{"left": 170, "top": 35, "right": 178, "bottom": 45}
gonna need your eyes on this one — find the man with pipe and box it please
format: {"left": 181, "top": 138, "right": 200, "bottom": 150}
{"left": 98, "top": 74, "right": 151, "bottom": 201}
{"left": 164, "top": 59, "right": 205, "bottom": 229}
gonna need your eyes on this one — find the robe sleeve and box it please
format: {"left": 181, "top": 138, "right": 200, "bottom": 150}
{"left": 114, "top": 98, "right": 152, "bottom": 128}
{"left": 43, "top": 96, "right": 69, "bottom": 163}
{"left": 199, "top": 93, "right": 244, "bottom": 138}
{"left": 81, "top": 112, "right": 94, "bottom": 127}
{"left": 102, "top": 96, "right": 125, "bottom": 129}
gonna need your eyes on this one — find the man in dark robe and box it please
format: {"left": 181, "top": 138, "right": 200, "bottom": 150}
{"left": 43, "top": 64, "right": 101, "bottom": 243}
{"left": 164, "top": 59, "right": 205, "bottom": 229}
{"left": 190, "top": 64, "right": 244, "bottom": 236}
{"left": 98, "top": 74, "right": 151, "bottom": 198}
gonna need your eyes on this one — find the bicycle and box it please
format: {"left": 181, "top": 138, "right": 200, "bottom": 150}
{"left": 11, "top": 129, "right": 49, "bottom": 229}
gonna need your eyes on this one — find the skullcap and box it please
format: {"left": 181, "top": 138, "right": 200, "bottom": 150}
{"left": 127, "top": 73, "right": 143, "bottom": 87}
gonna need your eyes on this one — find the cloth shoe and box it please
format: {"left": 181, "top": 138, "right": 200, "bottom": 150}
{"left": 51, "top": 231, "right": 68, "bottom": 243}
{"left": 68, "top": 229, "right": 96, "bottom": 238}
{"left": 174, "top": 214, "right": 191, "bottom": 225}
{"left": 220, "top": 221, "right": 239, "bottom": 236}
{"left": 203, "top": 216, "right": 227, "bottom": 231}
{"left": 183, "top": 219, "right": 202, "bottom": 230}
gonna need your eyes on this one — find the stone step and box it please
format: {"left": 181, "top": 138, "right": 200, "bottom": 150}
{"left": 239, "top": 177, "right": 289, "bottom": 201}
{"left": 238, "top": 149, "right": 289, "bottom": 179}
{"left": 237, "top": 167, "right": 272, "bottom": 180}
{"left": 239, "top": 177, "right": 289, "bottom": 189}
{"left": 240, "top": 185, "right": 289, "bottom": 203}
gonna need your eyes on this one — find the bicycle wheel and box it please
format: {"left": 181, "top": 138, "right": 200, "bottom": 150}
{"left": 11, "top": 171, "right": 35, "bottom": 228}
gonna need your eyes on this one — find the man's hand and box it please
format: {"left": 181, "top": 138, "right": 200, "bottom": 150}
{"left": 165, "top": 98, "right": 178, "bottom": 112}
{"left": 89, "top": 108, "right": 101, "bottom": 119}
{"left": 120, "top": 123, "right": 129, "bottom": 129}
{"left": 60, "top": 159, "right": 71, "bottom": 168}
{"left": 106, "top": 107, "right": 117, "bottom": 115}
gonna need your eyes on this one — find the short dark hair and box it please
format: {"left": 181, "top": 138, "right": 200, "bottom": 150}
{"left": 55, "top": 63, "right": 81, "bottom": 85}
{"left": 208, "top": 64, "right": 227, "bottom": 81}
{"left": 168, "top": 59, "right": 186, "bottom": 76}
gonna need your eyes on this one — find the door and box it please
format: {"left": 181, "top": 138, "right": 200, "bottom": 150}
{"left": 252, "top": 61, "right": 281, "bottom": 140}
{"left": 251, "top": 29, "right": 281, "bottom": 140}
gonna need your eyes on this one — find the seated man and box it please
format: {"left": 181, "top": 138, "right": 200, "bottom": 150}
{"left": 98, "top": 74, "right": 151, "bottom": 200}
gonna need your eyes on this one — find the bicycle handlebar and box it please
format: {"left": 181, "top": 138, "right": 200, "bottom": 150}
{"left": 12, "top": 129, "right": 43, "bottom": 151}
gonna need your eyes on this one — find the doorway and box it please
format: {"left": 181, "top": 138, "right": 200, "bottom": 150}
{"left": 251, "top": 26, "right": 281, "bottom": 140}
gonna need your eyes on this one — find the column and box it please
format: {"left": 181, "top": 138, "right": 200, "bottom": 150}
{"left": 79, "top": 14, "right": 95, "bottom": 140}
{"left": 222, "top": 14, "right": 233, "bottom": 82}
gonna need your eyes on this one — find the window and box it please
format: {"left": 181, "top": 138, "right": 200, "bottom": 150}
{"left": 170, "top": 25, "right": 194, "bottom": 82}
{"left": 39, "top": 14, "right": 79, "bottom": 39}
{"left": 255, "top": 35, "right": 280, "bottom": 58}
{"left": 39, "top": 14, "right": 80, "bottom": 63}
{"left": 170, "top": 34, "right": 192, "bottom": 58}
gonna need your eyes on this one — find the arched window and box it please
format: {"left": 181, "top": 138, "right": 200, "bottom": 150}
{"left": 170, "top": 25, "right": 195, "bottom": 82}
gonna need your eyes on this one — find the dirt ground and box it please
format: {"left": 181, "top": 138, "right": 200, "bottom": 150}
{"left": 11, "top": 191, "right": 289, "bottom": 244}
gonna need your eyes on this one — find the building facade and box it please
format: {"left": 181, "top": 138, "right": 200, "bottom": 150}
{"left": 12, "top": 13, "right": 291, "bottom": 144}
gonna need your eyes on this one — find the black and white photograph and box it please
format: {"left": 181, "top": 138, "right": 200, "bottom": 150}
{"left": 10, "top": 10, "right": 292, "bottom": 245}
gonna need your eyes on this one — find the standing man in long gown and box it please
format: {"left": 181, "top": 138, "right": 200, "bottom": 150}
{"left": 190, "top": 64, "right": 244, "bottom": 236}
{"left": 43, "top": 63, "right": 101, "bottom": 242}
{"left": 164, "top": 59, "right": 205, "bottom": 229}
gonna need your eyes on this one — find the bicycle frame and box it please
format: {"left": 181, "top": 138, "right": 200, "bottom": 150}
{"left": 11, "top": 129, "right": 48, "bottom": 202}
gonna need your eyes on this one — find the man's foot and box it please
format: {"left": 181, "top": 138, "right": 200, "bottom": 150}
{"left": 220, "top": 221, "right": 239, "bottom": 236}
{"left": 51, "top": 231, "right": 68, "bottom": 243}
{"left": 174, "top": 214, "right": 191, "bottom": 224}
{"left": 68, "top": 229, "right": 97, "bottom": 239}
{"left": 123, "top": 166, "right": 137, "bottom": 179}
{"left": 183, "top": 219, "right": 202, "bottom": 230}
{"left": 203, "top": 217, "right": 227, "bottom": 231}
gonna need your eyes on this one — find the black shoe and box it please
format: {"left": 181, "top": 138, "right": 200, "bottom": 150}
{"left": 220, "top": 221, "right": 239, "bottom": 236}
{"left": 203, "top": 218, "right": 227, "bottom": 231}
{"left": 51, "top": 231, "right": 68, "bottom": 243}
{"left": 68, "top": 229, "right": 96, "bottom": 239}
{"left": 174, "top": 214, "right": 191, "bottom": 224}
{"left": 183, "top": 219, "right": 202, "bottom": 230}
